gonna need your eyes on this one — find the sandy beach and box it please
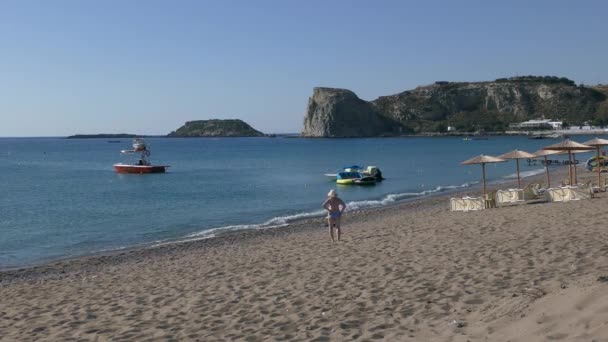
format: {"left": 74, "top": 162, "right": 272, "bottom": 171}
{"left": 3, "top": 170, "right": 608, "bottom": 341}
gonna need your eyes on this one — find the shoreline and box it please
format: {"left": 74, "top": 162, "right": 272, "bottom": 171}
{"left": 0, "top": 177, "right": 484, "bottom": 272}
{"left": 0, "top": 166, "right": 551, "bottom": 280}
{"left": 0, "top": 184, "right": 469, "bottom": 277}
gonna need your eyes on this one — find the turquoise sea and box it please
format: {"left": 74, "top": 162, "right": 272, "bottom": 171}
{"left": 0, "top": 136, "right": 600, "bottom": 269}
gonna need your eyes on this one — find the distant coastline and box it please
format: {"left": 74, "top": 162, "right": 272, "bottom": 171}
{"left": 54, "top": 129, "right": 608, "bottom": 140}
{"left": 65, "top": 134, "right": 147, "bottom": 139}
{"left": 64, "top": 133, "right": 300, "bottom": 139}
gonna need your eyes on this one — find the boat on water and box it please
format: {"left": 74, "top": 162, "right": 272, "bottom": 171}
{"left": 336, "top": 171, "right": 377, "bottom": 185}
{"left": 335, "top": 166, "right": 380, "bottom": 186}
{"left": 325, "top": 165, "right": 383, "bottom": 182}
{"left": 113, "top": 138, "right": 170, "bottom": 174}
{"left": 354, "top": 175, "right": 377, "bottom": 185}
{"left": 336, "top": 171, "right": 361, "bottom": 185}
{"left": 528, "top": 132, "right": 565, "bottom": 140}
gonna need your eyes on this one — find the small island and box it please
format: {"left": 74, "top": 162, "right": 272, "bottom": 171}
{"left": 167, "top": 119, "right": 265, "bottom": 137}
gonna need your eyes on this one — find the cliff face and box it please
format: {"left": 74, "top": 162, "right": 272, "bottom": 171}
{"left": 301, "top": 77, "right": 607, "bottom": 137}
{"left": 302, "top": 88, "right": 403, "bottom": 137}
{"left": 168, "top": 119, "right": 264, "bottom": 137}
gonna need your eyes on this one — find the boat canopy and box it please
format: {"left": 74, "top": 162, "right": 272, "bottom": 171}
{"left": 337, "top": 171, "right": 361, "bottom": 179}
{"left": 366, "top": 166, "right": 378, "bottom": 174}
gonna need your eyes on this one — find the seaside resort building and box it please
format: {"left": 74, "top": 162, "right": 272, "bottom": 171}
{"left": 509, "top": 119, "right": 563, "bottom": 130}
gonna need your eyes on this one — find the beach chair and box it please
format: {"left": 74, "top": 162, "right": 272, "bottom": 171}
{"left": 496, "top": 189, "right": 524, "bottom": 206}
{"left": 545, "top": 187, "right": 570, "bottom": 202}
{"left": 523, "top": 183, "right": 545, "bottom": 201}
{"left": 450, "top": 196, "right": 484, "bottom": 212}
{"left": 597, "top": 178, "right": 608, "bottom": 192}
{"left": 450, "top": 197, "right": 467, "bottom": 211}
{"left": 570, "top": 185, "right": 593, "bottom": 200}
{"left": 484, "top": 190, "right": 497, "bottom": 209}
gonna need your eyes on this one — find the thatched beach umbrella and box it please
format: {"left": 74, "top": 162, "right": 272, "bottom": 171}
{"left": 532, "top": 149, "right": 566, "bottom": 188}
{"left": 497, "top": 150, "right": 537, "bottom": 189}
{"left": 542, "top": 139, "right": 592, "bottom": 186}
{"left": 583, "top": 138, "right": 608, "bottom": 191}
{"left": 461, "top": 155, "right": 507, "bottom": 196}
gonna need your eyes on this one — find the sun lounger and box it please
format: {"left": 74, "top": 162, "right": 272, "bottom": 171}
{"left": 484, "top": 191, "right": 497, "bottom": 209}
{"left": 450, "top": 196, "right": 485, "bottom": 211}
{"left": 545, "top": 185, "right": 593, "bottom": 202}
{"left": 496, "top": 189, "right": 524, "bottom": 205}
{"left": 545, "top": 187, "right": 569, "bottom": 202}
{"left": 569, "top": 185, "right": 593, "bottom": 200}
{"left": 523, "top": 183, "right": 545, "bottom": 201}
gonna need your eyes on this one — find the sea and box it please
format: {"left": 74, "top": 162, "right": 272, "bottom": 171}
{"left": 0, "top": 135, "right": 601, "bottom": 269}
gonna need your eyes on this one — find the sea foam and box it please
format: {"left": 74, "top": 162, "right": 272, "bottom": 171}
{"left": 503, "top": 168, "right": 546, "bottom": 179}
{"left": 181, "top": 181, "right": 476, "bottom": 240}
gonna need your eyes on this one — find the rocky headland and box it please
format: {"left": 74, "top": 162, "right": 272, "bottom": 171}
{"left": 168, "top": 119, "right": 265, "bottom": 137}
{"left": 302, "top": 76, "right": 608, "bottom": 137}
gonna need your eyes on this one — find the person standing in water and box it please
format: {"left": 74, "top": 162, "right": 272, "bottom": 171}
{"left": 322, "top": 189, "right": 346, "bottom": 242}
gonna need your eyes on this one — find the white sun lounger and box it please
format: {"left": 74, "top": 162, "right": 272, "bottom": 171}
{"left": 450, "top": 196, "right": 485, "bottom": 212}
{"left": 496, "top": 189, "right": 524, "bottom": 205}
{"left": 545, "top": 185, "right": 593, "bottom": 202}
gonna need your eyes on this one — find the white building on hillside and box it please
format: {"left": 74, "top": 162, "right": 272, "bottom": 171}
{"left": 509, "top": 119, "right": 563, "bottom": 130}
{"left": 547, "top": 120, "right": 563, "bottom": 129}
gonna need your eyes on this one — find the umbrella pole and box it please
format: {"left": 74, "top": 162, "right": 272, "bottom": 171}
{"left": 516, "top": 158, "right": 521, "bottom": 189}
{"left": 573, "top": 152, "right": 578, "bottom": 185}
{"left": 597, "top": 147, "right": 601, "bottom": 191}
{"left": 568, "top": 152, "right": 572, "bottom": 185}
{"left": 482, "top": 162, "right": 486, "bottom": 197}
{"left": 544, "top": 155, "right": 550, "bottom": 188}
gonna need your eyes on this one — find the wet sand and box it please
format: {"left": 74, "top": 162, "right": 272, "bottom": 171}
{"left": 3, "top": 168, "right": 608, "bottom": 341}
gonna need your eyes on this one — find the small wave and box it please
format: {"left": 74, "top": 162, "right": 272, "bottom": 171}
{"left": 347, "top": 182, "right": 475, "bottom": 210}
{"left": 182, "top": 181, "right": 475, "bottom": 240}
{"left": 150, "top": 234, "right": 217, "bottom": 248}
{"left": 503, "top": 168, "right": 545, "bottom": 179}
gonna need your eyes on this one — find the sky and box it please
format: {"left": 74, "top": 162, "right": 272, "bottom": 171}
{"left": 0, "top": 0, "right": 607, "bottom": 136}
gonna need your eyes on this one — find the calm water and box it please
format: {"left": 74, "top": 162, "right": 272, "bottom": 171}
{"left": 0, "top": 136, "right": 599, "bottom": 268}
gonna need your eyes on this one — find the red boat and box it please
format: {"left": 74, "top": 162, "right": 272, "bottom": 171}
{"left": 113, "top": 138, "right": 170, "bottom": 174}
{"left": 114, "top": 164, "right": 168, "bottom": 174}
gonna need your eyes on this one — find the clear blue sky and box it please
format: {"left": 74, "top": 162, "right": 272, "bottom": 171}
{"left": 1, "top": 0, "right": 607, "bottom": 136}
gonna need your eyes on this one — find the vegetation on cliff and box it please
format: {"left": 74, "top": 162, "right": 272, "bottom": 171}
{"left": 494, "top": 75, "right": 576, "bottom": 86}
{"left": 168, "top": 119, "right": 264, "bottom": 137}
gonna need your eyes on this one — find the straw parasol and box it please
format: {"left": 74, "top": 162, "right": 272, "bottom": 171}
{"left": 497, "top": 149, "right": 536, "bottom": 189}
{"left": 583, "top": 137, "right": 608, "bottom": 191}
{"left": 542, "top": 139, "right": 592, "bottom": 186}
{"left": 531, "top": 149, "right": 566, "bottom": 188}
{"left": 461, "top": 155, "right": 507, "bottom": 196}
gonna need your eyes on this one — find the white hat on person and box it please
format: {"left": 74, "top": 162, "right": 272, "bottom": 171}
{"left": 327, "top": 189, "right": 337, "bottom": 197}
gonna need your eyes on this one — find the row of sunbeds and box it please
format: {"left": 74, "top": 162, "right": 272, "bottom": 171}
{"left": 450, "top": 182, "right": 595, "bottom": 212}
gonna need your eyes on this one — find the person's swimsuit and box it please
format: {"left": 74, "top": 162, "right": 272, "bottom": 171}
{"left": 329, "top": 211, "right": 341, "bottom": 219}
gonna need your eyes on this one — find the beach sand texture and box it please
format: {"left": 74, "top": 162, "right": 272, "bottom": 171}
{"left": 3, "top": 173, "right": 608, "bottom": 341}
